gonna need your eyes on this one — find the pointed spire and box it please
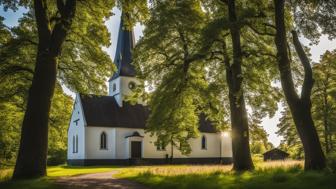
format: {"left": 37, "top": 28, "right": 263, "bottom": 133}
{"left": 109, "top": 13, "right": 136, "bottom": 81}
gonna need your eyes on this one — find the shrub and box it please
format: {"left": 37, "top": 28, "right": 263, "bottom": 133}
{"left": 47, "top": 149, "right": 66, "bottom": 166}
{"left": 252, "top": 154, "right": 264, "bottom": 164}
{"left": 326, "top": 152, "right": 336, "bottom": 173}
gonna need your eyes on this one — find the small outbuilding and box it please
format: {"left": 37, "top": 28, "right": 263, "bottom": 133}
{"left": 263, "top": 148, "right": 289, "bottom": 161}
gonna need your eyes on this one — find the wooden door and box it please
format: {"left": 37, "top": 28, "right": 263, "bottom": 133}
{"left": 131, "top": 141, "right": 142, "bottom": 158}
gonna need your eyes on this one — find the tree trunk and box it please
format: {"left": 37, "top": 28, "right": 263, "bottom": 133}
{"left": 273, "top": 0, "right": 326, "bottom": 170}
{"left": 13, "top": 54, "right": 57, "bottom": 179}
{"left": 290, "top": 101, "right": 326, "bottom": 169}
{"left": 13, "top": 0, "right": 76, "bottom": 178}
{"left": 225, "top": 0, "right": 254, "bottom": 171}
{"left": 170, "top": 136, "right": 174, "bottom": 164}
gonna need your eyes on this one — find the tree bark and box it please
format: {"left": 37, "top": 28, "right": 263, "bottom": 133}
{"left": 13, "top": 54, "right": 57, "bottom": 179}
{"left": 13, "top": 0, "right": 76, "bottom": 179}
{"left": 225, "top": 0, "right": 254, "bottom": 171}
{"left": 273, "top": 0, "right": 326, "bottom": 170}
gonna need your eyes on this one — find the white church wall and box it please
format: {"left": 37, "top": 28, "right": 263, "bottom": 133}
{"left": 221, "top": 133, "right": 233, "bottom": 157}
{"left": 108, "top": 77, "right": 120, "bottom": 97}
{"left": 185, "top": 133, "right": 221, "bottom": 158}
{"left": 67, "top": 94, "right": 86, "bottom": 159}
{"left": 143, "top": 132, "right": 232, "bottom": 159}
{"left": 115, "top": 128, "right": 145, "bottom": 159}
{"left": 109, "top": 76, "right": 142, "bottom": 107}
{"left": 85, "top": 127, "right": 116, "bottom": 159}
{"left": 119, "top": 76, "right": 141, "bottom": 98}
{"left": 143, "top": 133, "right": 169, "bottom": 159}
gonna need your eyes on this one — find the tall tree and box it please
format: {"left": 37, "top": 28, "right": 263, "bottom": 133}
{"left": 135, "top": 0, "right": 280, "bottom": 171}
{"left": 312, "top": 50, "right": 336, "bottom": 154}
{"left": 133, "top": 0, "right": 211, "bottom": 157}
{"left": 204, "top": 0, "right": 281, "bottom": 171}
{"left": 273, "top": 0, "right": 325, "bottom": 170}
{"left": 221, "top": 0, "right": 254, "bottom": 170}
{"left": 13, "top": 0, "right": 77, "bottom": 178}
{"left": 0, "top": 0, "right": 116, "bottom": 178}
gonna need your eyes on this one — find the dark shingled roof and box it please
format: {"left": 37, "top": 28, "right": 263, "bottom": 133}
{"left": 263, "top": 148, "right": 289, "bottom": 156}
{"left": 109, "top": 16, "right": 136, "bottom": 81}
{"left": 79, "top": 94, "right": 217, "bottom": 133}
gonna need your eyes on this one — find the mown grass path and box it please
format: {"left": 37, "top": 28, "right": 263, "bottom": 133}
{"left": 55, "top": 171, "right": 147, "bottom": 189}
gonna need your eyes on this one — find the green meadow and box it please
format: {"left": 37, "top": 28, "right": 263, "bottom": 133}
{"left": 1, "top": 161, "right": 336, "bottom": 189}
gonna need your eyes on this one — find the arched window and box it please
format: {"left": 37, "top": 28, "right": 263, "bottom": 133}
{"left": 100, "top": 132, "right": 107, "bottom": 150}
{"left": 201, "top": 135, "right": 207, "bottom": 150}
{"left": 112, "top": 83, "right": 116, "bottom": 92}
{"left": 73, "top": 135, "right": 76, "bottom": 153}
{"left": 75, "top": 135, "right": 78, "bottom": 153}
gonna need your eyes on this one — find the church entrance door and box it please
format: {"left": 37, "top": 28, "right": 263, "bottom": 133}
{"left": 131, "top": 141, "right": 142, "bottom": 158}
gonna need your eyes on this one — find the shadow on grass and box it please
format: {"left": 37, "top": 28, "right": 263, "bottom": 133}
{"left": 0, "top": 178, "right": 60, "bottom": 189}
{"left": 50, "top": 165, "right": 122, "bottom": 169}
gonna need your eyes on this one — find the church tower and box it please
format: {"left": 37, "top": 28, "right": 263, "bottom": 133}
{"left": 108, "top": 15, "right": 140, "bottom": 107}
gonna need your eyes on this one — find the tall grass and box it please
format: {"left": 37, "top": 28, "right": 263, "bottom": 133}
{"left": 116, "top": 160, "right": 336, "bottom": 189}
{"left": 116, "top": 160, "right": 303, "bottom": 177}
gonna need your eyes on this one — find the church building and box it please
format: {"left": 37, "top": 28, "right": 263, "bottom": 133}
{"left": 67, "top": 15, "right": 233, "bottom": 166}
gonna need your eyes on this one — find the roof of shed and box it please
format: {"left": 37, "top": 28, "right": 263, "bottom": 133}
{"left": 263, "top": 148, "right": 289, "bottom": 156}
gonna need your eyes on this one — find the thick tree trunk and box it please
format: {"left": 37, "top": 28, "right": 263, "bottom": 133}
{"left": 225, "top": 0, "right": 254, "bottom": 171}
{"left": 13, "top": 54, "right": 57, "bottom": 179}
{"left": 273, "top": 0, "right": 326, "bottom": 170}
{"left": 13, "top": 0, "right": 76, "bottom": 179}
{"left": 292, "top": 104, "right": 326, "bottom": 170}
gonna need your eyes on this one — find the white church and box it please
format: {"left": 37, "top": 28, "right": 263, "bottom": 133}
{"left": 67, "top": 15, "right": 233, "bottom": 166}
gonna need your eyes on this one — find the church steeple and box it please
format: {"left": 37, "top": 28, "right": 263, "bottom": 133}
{"left": 108, "top": 13, "right": 140, "bottom": 107}
{"left": 109, "top": 14, "right": 136, "bottom": 81}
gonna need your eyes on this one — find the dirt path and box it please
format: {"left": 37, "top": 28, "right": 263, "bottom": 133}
{"left": 55, "top": 171, "right": 147, "bottom": 189}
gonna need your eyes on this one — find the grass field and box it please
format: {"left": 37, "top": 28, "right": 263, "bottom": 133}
{"left": 0, "top": 166, "right": 117, "bottom": 189}
{"left": 115, "top": 161, "right": 336, "bottom": 189}
{"left": 1, "top": 161, "right": 336, "bottom": 189}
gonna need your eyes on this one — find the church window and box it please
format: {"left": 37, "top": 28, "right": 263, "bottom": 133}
{"left": 73, "top": 135, "right": 76, "bottom": 153}
{"left": 113, "top": 83, "right": 116, "bottom": 92}
{"left": 75, "top": 135, "right": 78, "bottom": 153}
{"left": 100, "top": 132, "right": 107, "bottom": 150}
{"left": 73, "top": 135, "right": 78, "bottom": 153}
{"left": 201, "top": 135, "right": 207, "bottom": 150}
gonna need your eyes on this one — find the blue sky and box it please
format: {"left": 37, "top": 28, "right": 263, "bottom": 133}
{"left": 1, "top": 6, "right": 336, "bottom": 147}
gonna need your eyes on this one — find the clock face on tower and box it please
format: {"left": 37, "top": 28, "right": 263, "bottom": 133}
{"left": 128, "top": 81, "right": 136, "bottom": 90}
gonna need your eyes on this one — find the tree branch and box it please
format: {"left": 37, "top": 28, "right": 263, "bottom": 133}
{"left": 291, "top": 30, "right": 314, "bottom": 102}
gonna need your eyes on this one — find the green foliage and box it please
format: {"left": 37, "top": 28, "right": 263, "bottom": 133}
{"left": 0, "top": 0, "right": 116, "bottom": 166}
{"left": 326, "top": 152, "right": 336, "bottom": 173}
{"left": 250, "top": 118, "right": 271, "bottom": 154}
{"left": 134, "top": 0, "right": 280, "bottom": 155}
{"left": 0, "top": 103, "right": 22, "bottom": 166}
{"left": 0, "top": 85, "right": 72, "bottom": 166}
{"left": 292, "top": 0, "right": 336, "bottom": 41}
{"left": 312, "top": 50, "right": 336, "bottom": 153}
{"left": 277, "top": 107, "right": 304, "bottom": 159}
{"left": 277, "top": 50, "right": 336, "bottom": 158}
{"left": 134, "top": 0, "right": 213, "bottom": 155}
